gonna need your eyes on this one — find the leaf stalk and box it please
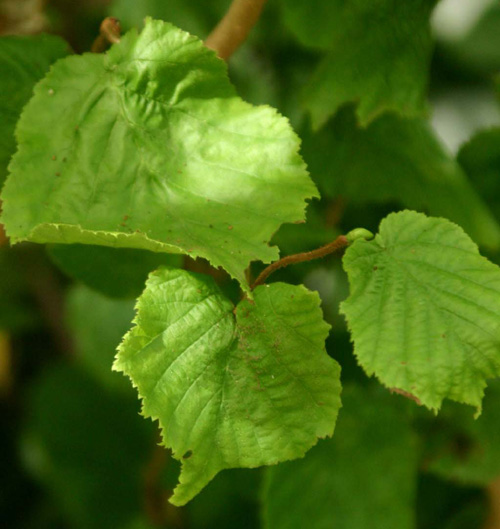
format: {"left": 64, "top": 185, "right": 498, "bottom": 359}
{"left": 251, "top": 235, "right": 349, "bottom": 289}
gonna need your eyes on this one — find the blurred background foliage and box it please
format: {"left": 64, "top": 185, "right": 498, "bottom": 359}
{"left": 2, "top": 0, "right": 500, "bottom": 527}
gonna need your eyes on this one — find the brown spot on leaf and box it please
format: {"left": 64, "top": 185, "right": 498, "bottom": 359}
{"left": 182, "top": 450, "right": 193, "bottom": 459}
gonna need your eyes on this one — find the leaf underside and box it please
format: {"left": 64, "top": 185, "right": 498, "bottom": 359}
{"left": 114, "top": 267, "right": 341, "bottom": 505}
{"left": 1, "top": 18, "right": 317, "bottom": 289}
{"left": 341, "top": 210, "right": 500, "bottom": 412}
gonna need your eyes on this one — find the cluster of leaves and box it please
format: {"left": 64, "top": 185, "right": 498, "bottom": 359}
{"left": 3, "top": 0, "right": 500, "bottom": 528}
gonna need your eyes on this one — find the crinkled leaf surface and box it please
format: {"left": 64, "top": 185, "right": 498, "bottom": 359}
{"left": 281, "top": 0, "right": 436, "bottom": 127}
{"left": 1, "top": 19, "right": 316, "bottom": 289}
{"left": 114, "top": 267, "right": 341, "bottom": 505}
{"left": 0, "top": 33, "right": 70, "bottom": 184}
{"left": 262, "top": 385, "right": 417, "bottom": 529}
{"left": 301, "top": 108, "right": 500, "bottom": 249}
{"left": 341, "top": 210, "right": 500, "bottom": 412}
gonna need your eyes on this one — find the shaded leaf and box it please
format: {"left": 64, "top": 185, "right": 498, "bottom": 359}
{"left": 458, "top": 126, "right": 500, "bottom": 223}
{"left": 282, "top": 0, "right": 436, "bottom": 127}
{"left": 341, "top": 210, "right": 500, "bottom": 411}
{"left": 50, "top": 244, "right": 182, "bottom": 299}
{"left": 22, "top": 365, "right": 154, "bottom": 529}
{"left": 262, "top": 385, "right": 417, "bottom": 529}
{"left": 302, "top": 108, "right": 500, "bottom": 249}
{"left": 424, "top": 380, "right": 500, "bottom": 486}
{"left": 0, "top": 33, "right": 70, "bottom": 184}
{"left": 114, "top": 267, "right": 341, "bottom": 505}
{"left": 66, "top": 285, "right": 135, "bottom": 392}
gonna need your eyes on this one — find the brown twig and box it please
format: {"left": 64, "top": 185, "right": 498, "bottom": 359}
{"left": 251, "top": 235, "right": 349, "bottom": 290}
{"left": 143, "top": 441, "right": 186, "bottom": 528}
{"left": 91, "top": 17, "right": 121, "bottom": 53}
{"left": 205, "top": 0, "right": 268, "bottom": 60}
{"left": 485, "top": 478, "right": 500, "bottom": 529}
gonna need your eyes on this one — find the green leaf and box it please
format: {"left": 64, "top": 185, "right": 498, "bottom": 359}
{"left": 458, "top": 127, "right": 500, "bottom": 223}
{"left": 302, "top": 108, "right": 500, "bottom": 250}
{"left": 424, "top": 380, "right": 500, "bottom": 486}
{"left": 50, "top": 244, "right": 182, "bottom": 299}
{"left": 1, "top": 19, "right": 316, "bottom": 290}
{"left": 341, "top": 210, "right": 500, "bottom": 412}
{"left": 281, "top": 0, "right": 436, "bottom": 127}
{"left": 22, "top": 364, "right": 155, "bottom": 529}
{"left": 114, "top": 267, "right": 341, "bottom": 505}
{"left": 0, "top": 34, "right": 70, "bottom": 185}
{"left": 66, "top": 285, "right": 136, "bottom": 392}
{"left": 445, "top": 2, "right": 500, "bottom": 75}
{"left": 109, "top": 0, "right": 228, "bottom": 37}
{"left": 262, "top": 385, "right": 417, "bottom": 529}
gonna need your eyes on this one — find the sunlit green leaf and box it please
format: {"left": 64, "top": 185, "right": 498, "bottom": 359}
{"left": 114, "top": 267, "right": 341, "bottom": 505}
{"left": 341, "top": 210, "right": 500, "bottom": 412}
{"left": 1, "top": 19, "right": 316, "bottom": 289}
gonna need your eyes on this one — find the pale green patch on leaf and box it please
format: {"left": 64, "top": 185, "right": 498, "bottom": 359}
{"left": 302, "top": 108, "right": 500, "bottom": 250}
{"left": 341, "top": 210, "right": 500, "bottom": 412}
{"left": 262, "top": 385, "right": 417, "bottom": 529}
{"left": 282, "top": 0, "right": 436, "bottom": 127}
{"left": 1, "top": 19, "right": 316, "bottom": 290}
{"left": 0, "top": 33, "right": 70, "bottom": 184}
{"left": 114, "top": 267, "right": 341, "bottom": 505}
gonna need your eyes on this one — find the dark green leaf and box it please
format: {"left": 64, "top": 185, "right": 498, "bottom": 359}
{"left": 302, "top": 108, "right": 500, "bottom": 249}
{"left": 50, "top": 245, "right": 182, "bottom": 299}
{"left": 281, "top": 0, "right": 436, "bottom": 127}
{"left": 262, "top": 385, "right": 417, "bottom": 529}
{"left": 0, "top": 34, "right": 70, "bottom": 185}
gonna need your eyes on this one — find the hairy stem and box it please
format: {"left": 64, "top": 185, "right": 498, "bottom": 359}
{"left": 252, "top": 235, "right": 349, "bottom": 289}
{"left": 91, "top": 17, "right": 121, "bottom": 53}
{"left": 205, "top": 0, "right": 268, "bottom": 60}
